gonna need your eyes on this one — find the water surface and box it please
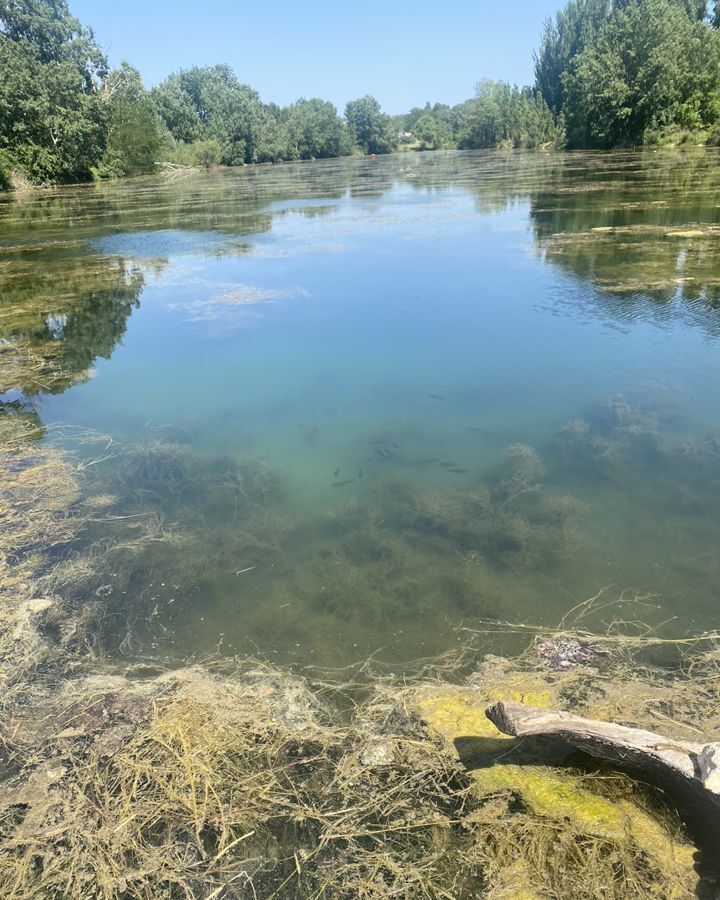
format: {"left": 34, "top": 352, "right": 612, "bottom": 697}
{"left": 2, "top": 149, "right": 720, "bottom": 667}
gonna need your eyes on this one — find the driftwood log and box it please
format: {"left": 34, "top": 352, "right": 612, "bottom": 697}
{"left": 486, "top": 700, "right": 720, "bottom": 812}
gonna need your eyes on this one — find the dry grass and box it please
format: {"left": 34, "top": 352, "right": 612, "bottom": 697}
{"left": 0, "top": 667, "right": 479, "bottom": 900}
{"left": 0, "top": 648, "right": 712, "bottom": 900}
{"left": 0, "top": 337, "right": 96, "bottom": 395}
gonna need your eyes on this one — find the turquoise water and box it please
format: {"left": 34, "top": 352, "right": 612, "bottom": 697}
{"left": 3, "top": 149, "right": 720, "bottom": 667}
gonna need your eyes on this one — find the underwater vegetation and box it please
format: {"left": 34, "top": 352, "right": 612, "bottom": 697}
{"left": 0, "top": 646, "right": 712, "bottom": 900}
{"left": 1, "top": 448, "right": 718, "bottom": 900}
{"left": 30, "top": 385, "right": 718, "bottom": 668}
{"left": 20, "top": 384, "right": 715, "bottom": 667}
{"left": 3, "top": 329, "right": 718, "bottom": 668}
{"left": 54, "top": 434, "right": 582, "bottom": 663}
{"left": 3, "top": 347, "right": 720, "bottom": 899}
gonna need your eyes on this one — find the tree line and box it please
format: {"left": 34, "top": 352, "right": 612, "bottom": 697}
{"left": 535, "top": 0, "right": 720, "bottom": 147}
{"left": 2, "top": 0, "right": 720, "bottom": 189}
{"left": 399, "top": 0, "right": 720, "bottom": 152}
{"left": 0, "top": 1, "right": 397, "bottom": 188}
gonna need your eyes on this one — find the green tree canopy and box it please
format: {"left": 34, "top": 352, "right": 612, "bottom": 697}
{"left": 562, "top": 0, "right": 720, "bottom": 147}
{"left": 458, "top": 80, "right": 559, "bottom": 149}
{"left": 0, "top": 0, "right": 108, "bottom": 182}
{"left": 535, "top": 0, "right": 713, "bottom": 115}
{"left": 97, "top": 62, "right": 164, "bottom": 176}
{"left": 344, "top": 95, "right": 396, "bottom": 154}
{"left": 151, "top": 65, "right": 267, "bottom": 165}
{"left": 414, "top": 113, "right": 453, "bottom": 150}
{"left": 285, "top": 98, "right": 352, "bottom": 159}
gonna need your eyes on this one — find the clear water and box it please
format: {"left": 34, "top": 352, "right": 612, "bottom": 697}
{"left": 2, "top": 149, "right": 720, "bottom": 668}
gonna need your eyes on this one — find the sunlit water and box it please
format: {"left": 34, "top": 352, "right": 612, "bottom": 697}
{"left": 2, "top": 149, "right": 720, "bottom": 668}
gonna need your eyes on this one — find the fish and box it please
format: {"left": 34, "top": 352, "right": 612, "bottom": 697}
{"left": 447, "top": 468, "right": 470, "bottom": 474}
{"left": 369, "top": 440, "right": 396, "bottom": 446}
{"left": 358, "top": 467, "right": 364, "bottom": 478}
{"left": 427, "top": 393, "right": 445, "bottom": 401}
{"left": 438, "top": 461, "right": 458, "bottom": 468}
{"left": 334, "top": 466, "right": 340, "bottom": 477}
{"left": 332, "top": 479, "right": 356, "bottom": 487}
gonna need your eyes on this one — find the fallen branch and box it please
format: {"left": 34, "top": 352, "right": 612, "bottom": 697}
{"left": 486, "top": 700, "right": 720, "bottom": 809}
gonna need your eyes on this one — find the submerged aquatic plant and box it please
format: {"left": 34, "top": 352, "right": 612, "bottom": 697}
{"left": 1, "top": 400, "right": 719, "bottom": 898}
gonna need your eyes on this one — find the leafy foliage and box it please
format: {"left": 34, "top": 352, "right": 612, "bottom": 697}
{"left": 0, "top": 6, "right": 365, "bottom": 187}
{"left": 95, "top": 63, "right": 164, "bottom": 177}
{"left": 152, "top": 70, "right": 362, "bottom": 165}
{"left": 164, "top": 138, "right": 223, "bottom": 168}
{"left": 414, "top": 113, "right": 453, "bottom": 150}
{"left": 0, "top": 0, "right": 108, "bottom": 183}
{"left": 459, "top": 80, "right": 560, "bottom": 149}
{"left": 0, "top": 148, "right": 12, "bottom": 189}
{"left": 151, "top": 65, "right": 268, "bottom": 165}
{"left": 5, "top": 0, "right": 720, "bottom": 186}
{"left": 345, "top": 95, "right": 396, "bottom": 154}
{"left": 562, "top": 0, "right": 720, "bottom": 147}
{"left": 536, "top": 0, "right": 720, "bottom": 147}
{"left": 285, "top": 98, "right": 353, "bottom": 159}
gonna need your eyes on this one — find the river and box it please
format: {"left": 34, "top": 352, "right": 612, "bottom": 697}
{"left": 2, "top": 148, "right": 720, "bottom": 667}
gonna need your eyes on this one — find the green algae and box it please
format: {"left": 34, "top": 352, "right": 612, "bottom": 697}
{"left": 417, "top": 678, "right": 699, "bottom": 898}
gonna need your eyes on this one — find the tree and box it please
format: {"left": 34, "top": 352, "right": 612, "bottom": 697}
{"left": 151, "top": 65, "right": 267, "bottom": 165}
{"left": 150, "top": 78, "right": 201, "bottom": 144}
{"left": 344, "top": 95, "right": 396, "bottom": 154}
{"left": 0, "top": 0, "right": 108, "bottom": 183}
{"left": 285, "top": 98, "right": 352, "bottom": 159}
{"left": 534, "top": 0, "right": 711, "bottom": 115}
{"left": 414, "top": 113, "right": 452, "bottom": 150}
{"left": 562, "top": 0, "right": 720, "bottom": 147}
{"left": 97, "top": 62, "right": 163, "bottom": 176}
{"left": 458, "top": 80, "right": 558, "bottom": 149}
{"left": 534, "top": 0, "right": 612, "bottom": 114}
{"left": 250, "top": 104, "right": 292, "bottom": 163}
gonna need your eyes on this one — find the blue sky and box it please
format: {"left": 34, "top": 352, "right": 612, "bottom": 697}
{"left": 70, "top": 0, "right": 560, "bottom": 114}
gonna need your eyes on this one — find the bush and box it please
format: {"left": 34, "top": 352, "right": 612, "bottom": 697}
{"left": 164, "top": 139, "right": 223, "bottom": 168}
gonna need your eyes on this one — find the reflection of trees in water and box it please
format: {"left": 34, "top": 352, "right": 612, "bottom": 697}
{"left": 529, "top": 149, "right": 720, "bottom": 321}
{"left": 0, "top": 250, "right": 147, "bottom": 395}
{"left": 1, "top": 152, "right": 538, "bottom": 400}
{"left": 4, "top": 148, "right": 720, "bottom": 399}
{"left": 0, "top": 152, "right": 567, "bottom": 244}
